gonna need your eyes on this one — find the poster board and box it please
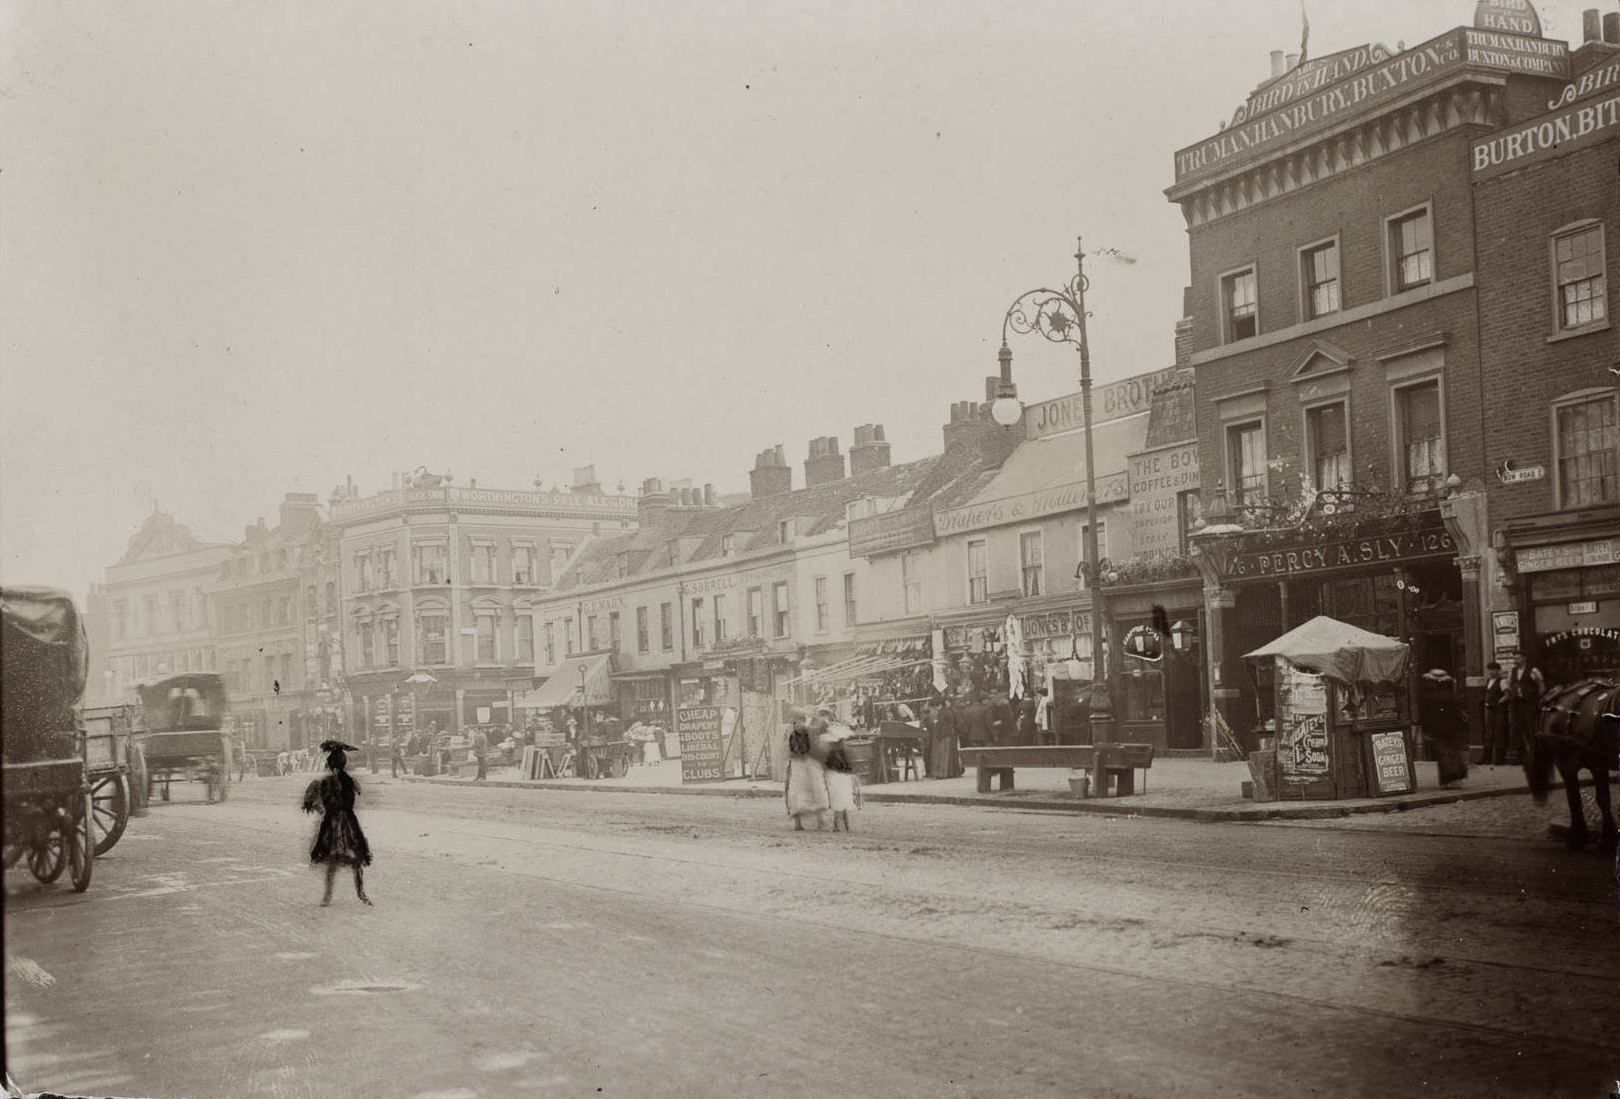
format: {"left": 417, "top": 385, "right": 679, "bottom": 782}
{"left": 1366, "top": 730, "right": 1414, "bottom": 795}
{"left": 676, "top": 705, "right": 726, "bottom": 782}
{"left": 1276, "top": 661, "right": 1329, "bottom": 779}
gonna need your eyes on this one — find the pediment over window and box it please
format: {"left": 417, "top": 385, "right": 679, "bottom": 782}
{"left": 1287, "top": 339, "right": 1355, "bottom": 383}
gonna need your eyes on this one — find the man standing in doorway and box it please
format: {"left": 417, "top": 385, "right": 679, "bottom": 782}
{"left": 1481, "top": 661, "right": 1510, "bottom": 766}
{"left": 1505, "top": 656, "right": 1545, "bottom": 766}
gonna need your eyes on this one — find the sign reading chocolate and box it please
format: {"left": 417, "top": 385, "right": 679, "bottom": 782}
{"left": 1230, "top": 528, "right": 1455, "bottom": 579}
{"left": 1025, "top": 368, "right": 1177, "bottom": 440}
{"left": 1174, "top": 28, "right": 1567, "bottom": 187}
{"left": 848, "top": 506, "right": 937, "bottom": 558}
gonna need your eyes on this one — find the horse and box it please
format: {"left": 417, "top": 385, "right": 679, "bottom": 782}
{"left": 1525, "top": 679, "right": 1619, "bottom": 852}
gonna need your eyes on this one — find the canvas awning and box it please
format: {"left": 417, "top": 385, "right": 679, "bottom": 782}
{"left": 515, "top": 652, "right": 614, "bottom": 709}
{"left": 1243, "top": 615, "right": 1409, "bottom": 689}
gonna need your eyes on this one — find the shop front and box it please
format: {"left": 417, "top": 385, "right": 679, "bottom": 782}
{"left": 1195, "top": 504, "right": 1463, "bottom": 750}
{"left": 1499, "top": 507, "right": 1620, "bottom": 686}
{"left": 1104, "top": 579, "right": 1205, "bottom": 751}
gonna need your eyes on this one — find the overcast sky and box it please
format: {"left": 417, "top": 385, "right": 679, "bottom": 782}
{"left": 1, "top": 0, "right": 1606, "bottom": 598}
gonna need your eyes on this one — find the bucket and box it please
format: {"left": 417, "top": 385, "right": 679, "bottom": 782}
{"left": 1068, "top": 771, "right": 1089, "bottom": 798}
{"left": 843, "top": 737, "right": 879, "bottom": 785}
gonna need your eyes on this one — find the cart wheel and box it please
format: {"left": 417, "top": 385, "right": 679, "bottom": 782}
{"left": 210, "top": 766, "right": 227, "bottom": 804}
{"left": 160, "top": 778, "right": 171, "bottom": 802}
{"left": 583, "top": 752, "right": 601, "bottom": 780}
{"left": 28, "top": 830, "right": 65, "bottom": 884}
{"left": 69, "top": 795, "right": 93, "bottom": 893}
{"left": 613, "top": 754, "right": 629, "bottom": 779}
{"left": 91, "top": 774, "right": 130, "bottom": 855}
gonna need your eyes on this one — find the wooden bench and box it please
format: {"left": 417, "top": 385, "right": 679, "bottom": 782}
{"left": 958, "top": 744, "right": 1155, "bottom": 796}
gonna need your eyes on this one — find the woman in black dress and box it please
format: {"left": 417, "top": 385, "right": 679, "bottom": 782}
{"left": 302, "top": 740, "right": 374, "bottom": 906}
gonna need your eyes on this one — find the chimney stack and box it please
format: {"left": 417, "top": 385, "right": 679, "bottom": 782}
{"left": 280, "top": 492, "right": 320, "bottom": 534}
{"left": 749, "top": 445, "right": 793, "bottom": 498}
{"left": 1270, "top": 50, "right": 1285, "bottom": 76}
{"left": 637, "top": 476, "right": 671, "bottom": 525}
{"left": 1285, "top": 52, "right": 1299, "bottom": 71}
{"left": 1605, "top": 11, "right": 1619, "bottom": 43}
{"left": 849, "top": 424, "right": 892, "bottom": 475}
{"left": 571, "top": 465, "right": 603, "bottom": 495}
{"left": 804, "top": 436, "right": 846, "bottom": 487}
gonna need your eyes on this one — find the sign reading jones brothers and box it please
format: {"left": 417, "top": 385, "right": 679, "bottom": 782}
{"left": 1229, "top": 527, "right": 1455, "bottom": 580}
{"left": 1173, "top": 26, "right": 1568, "bottom": 186}
{"left": 1025, "top": 369, "right": 1177, "bottom": 441}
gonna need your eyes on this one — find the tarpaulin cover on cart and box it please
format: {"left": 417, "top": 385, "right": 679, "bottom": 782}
{"left": 1, "top": 585, "right": 89, "bottom": 760}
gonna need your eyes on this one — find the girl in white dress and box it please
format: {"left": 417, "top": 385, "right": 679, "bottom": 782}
{"left": 820, "top": 727, "right": 862, "bottom": 832}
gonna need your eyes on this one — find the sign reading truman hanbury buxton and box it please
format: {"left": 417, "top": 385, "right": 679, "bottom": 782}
{"left": 1172, "top": 26, "right": 1568, "bottom": 188}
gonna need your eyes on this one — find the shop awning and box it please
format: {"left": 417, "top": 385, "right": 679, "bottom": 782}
{"left": 1244, "top": 616, "right": 1409, "bottom": 689}
{"left": 515, "top": 653, "right": 614, "bottom": 709}
{"left": 782, "top": 652, "right": 932, "bottom": 690}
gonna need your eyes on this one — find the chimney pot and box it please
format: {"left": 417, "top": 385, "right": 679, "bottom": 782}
{"left": 1285, "top": 52, "right": 1299, "bottom": 71}
{"left": 1270, "top": 49, "right": 1284, "bottom": 76}
{"left": 1583, "top": 8, "right": 1601, "bottom": 40}
{"left": 1605, "top": 11, "right": 1619, "bottom": 42}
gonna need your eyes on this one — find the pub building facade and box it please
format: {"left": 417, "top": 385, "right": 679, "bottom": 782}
{"left": 330, "top": 467, "right": 637, "bottom": 745}
{"left": 1166, "top": 2, "right": 1587, "bottom": 745}
{"left": 1470, "top": 15, "right": 1620, "bottom": 685}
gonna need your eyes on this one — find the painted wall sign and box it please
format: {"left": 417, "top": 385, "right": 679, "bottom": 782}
{"left": 1230, "top": 527, "right": 1454, "bottom": 579}
{"left": 1024, "top": 369, "right": 1177, "bottom": 439}
{"left": 1472, "top": 89, "right": 1620, "bottom": 179}
{"left": 1128, "top": 445, "right": 1200, "bottom": 558}
{"left": 848, "top": 506, "right": 937, "bottom": 558}
{"left": 933, "top": 473, "right": 1129, "bottom": 537}
{"left": 1514, "top": 538, "right": 1620, "bottom": 573}
{"left": 675, "top": 705, "right": 725, "bottom": 782}
{"left": 1174, "top": 28, "right": 1568, "bottom": 187}
{"left": 1548, "top": 57, "right": 1620, "bottom": 109}
{"left": 1474, "top": 0, "right": 1541, "bottom": 37}
{"left": 1229, "top": 44, "right": 1394, "bottom": 126}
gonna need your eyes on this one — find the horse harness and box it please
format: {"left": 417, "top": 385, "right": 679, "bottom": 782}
{"left": 1537, "top": 680, "right": 1620, "bottom": 749}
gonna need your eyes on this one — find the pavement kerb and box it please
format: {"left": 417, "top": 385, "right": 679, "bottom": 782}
{"left": 395, "top": 772, "right": 1533, "bottom": 822}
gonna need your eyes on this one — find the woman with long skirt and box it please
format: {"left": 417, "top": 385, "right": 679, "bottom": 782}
{"left": 784, "top": 718, "right": 830, "bottom": 831}
{"left": 302, "top": 740, "right": 374, "bottom": 905}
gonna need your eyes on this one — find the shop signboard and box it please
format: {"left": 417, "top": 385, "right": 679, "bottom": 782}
{"left": 1128, "top": 444, "right": 1199, "bottom": 559}
{"left": 1514, "top": 537, "right": 1620, "bottom": 573}
{"left": 848, "top": 507, "right": 937, "bottom": 558}
{"left": 1024, "top": 369, "right": 1178, "bottom": 439}
{"left": 1230, "top": 525, "right": 1453, "bottom": 579}
{"left": 1367, "top": 731, "right": 1414, "bottom": 795}
{"left": 1492, "top": 610, "right": 1521, "bottom": 662}
{"left": 676, "top": 706, "right": 725, "bottom": 783}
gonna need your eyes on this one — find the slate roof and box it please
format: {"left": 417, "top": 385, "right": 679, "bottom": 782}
{"left": 555, "top": 445, "right": 1000, "bottom": 592}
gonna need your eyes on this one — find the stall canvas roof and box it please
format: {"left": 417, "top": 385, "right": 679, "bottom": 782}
{"left": 1243, "top": 616, "right": 1409, "bottom": 689}
{"left": 516, "top": 652, "right": 614, "bottom": 709}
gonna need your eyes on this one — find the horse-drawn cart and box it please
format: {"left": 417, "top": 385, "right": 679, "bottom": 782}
{"left": 576, "top": 735, "right": 635, "bottom": 780}
{"left": 81, "top": 702, "right": 141, "bottom": 855}
{"left": 2, "top": 586, "right": 95, "bottom": 892}
{"left": 136, "top": 674, "right": 231, "bottom": 805}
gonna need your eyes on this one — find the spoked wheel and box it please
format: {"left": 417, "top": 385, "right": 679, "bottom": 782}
{"left": 612, "top": 754, "right": 630, "bottom": 779}
{"left": 583, "top": 752, "right": 601, "bottom": 780}
{"left": 28, "top": 828, "right": 66, "bottom": 884}
{"left": 91, "top": 774, "right": 130, "bottom": 855}
{"left": 69, "top": 793, "right": 93, "bottom": 893}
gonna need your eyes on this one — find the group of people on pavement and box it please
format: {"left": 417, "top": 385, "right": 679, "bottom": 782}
{"left": 784, "top": 707, "right": 863, "bottom": 832}
{"left": 1416, "top": 655, "right": 1547, "bottom": 790}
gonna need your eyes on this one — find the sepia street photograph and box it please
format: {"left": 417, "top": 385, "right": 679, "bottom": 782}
{"left": 3, "top": 0, "right": 1618, "bottom": 1096}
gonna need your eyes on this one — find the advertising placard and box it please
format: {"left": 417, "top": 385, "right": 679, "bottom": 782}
{"left": 1367, "top": 731, "right": 1414, "bottom": 795}
{"left": 676, "top": 706, "right": 726, "bottom": 783}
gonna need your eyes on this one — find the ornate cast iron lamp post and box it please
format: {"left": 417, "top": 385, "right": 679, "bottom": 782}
{"left": 1001, "top": 238, "right": 1113, "bottom": 739}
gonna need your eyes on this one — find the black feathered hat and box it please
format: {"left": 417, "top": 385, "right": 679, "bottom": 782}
{"left": 320, "top": 740, "right": 360, "bottom": 753}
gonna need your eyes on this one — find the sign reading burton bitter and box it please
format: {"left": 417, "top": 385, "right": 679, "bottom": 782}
{"left": 1472, "top": 58, "right": 1620, "bottom": 179}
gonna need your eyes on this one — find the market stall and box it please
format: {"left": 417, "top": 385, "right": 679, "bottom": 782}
{"left": 1243, "top": 616, "right": 1414, "bottom": 801}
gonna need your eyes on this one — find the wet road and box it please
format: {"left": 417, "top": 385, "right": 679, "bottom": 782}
{"left": 5, "top": 772, "right": 1617, "bottom": 1099}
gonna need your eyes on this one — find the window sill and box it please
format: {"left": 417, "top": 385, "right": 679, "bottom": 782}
{"left": 1546, "top": 321, "right": 1611, "bottom": 345}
